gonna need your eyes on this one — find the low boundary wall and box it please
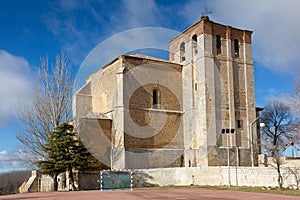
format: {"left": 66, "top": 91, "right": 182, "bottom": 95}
{"left": 134, "top": 166, "right": 298, "bottom": 188}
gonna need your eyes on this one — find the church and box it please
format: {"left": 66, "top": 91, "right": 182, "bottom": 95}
{"left": 73, "top": 16, "right": 259, "bottom": 169}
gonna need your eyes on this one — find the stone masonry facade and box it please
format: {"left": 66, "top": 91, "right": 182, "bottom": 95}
{"left": 73, "top": 16, "right": 258, "bottom": 169}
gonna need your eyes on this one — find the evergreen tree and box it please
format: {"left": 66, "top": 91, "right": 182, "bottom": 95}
{"left": 37, "top": 122, "right": 95, "bottom": 191}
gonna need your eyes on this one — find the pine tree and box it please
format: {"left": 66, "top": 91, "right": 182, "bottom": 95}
{"left": 37, "top": 122, "right": 95, "bottom": 191}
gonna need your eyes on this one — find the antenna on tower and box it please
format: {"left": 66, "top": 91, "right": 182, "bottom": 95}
{"left": 201, "top": 8, "right": 212, "bottom": 19}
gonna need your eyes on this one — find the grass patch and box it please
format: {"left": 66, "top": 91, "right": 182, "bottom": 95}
{"left": 137, "top": 185, "right": 300, "bottom": 196}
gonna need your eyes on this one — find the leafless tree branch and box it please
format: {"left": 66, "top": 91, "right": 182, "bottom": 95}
{"left": 17, "top": 52, "right": 74, "bottom": 165}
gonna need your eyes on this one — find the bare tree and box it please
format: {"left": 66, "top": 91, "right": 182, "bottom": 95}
{"left": 281, "top": 77, "right": 300, "bottom": 158}
{"left": 0, "top": 170, "right": 31, "bottom": 195}
{"left": 262, "top": 145, "right": 287, "bottom": 188}
{"left": 260, "top": 100, "right": 298, "bottom": 188}
{"left": 17, "top": 52, "right": 74, "bottom": 164}
{"left": 287, "top": 166, "right": 300, "bottom": 189}
{"left": 261, "top": 101, "right": 295, "bottom": 148}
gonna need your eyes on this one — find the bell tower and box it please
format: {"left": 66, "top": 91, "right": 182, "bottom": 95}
{"left": 169, "top": 16, "right": 256, "bottom": 166}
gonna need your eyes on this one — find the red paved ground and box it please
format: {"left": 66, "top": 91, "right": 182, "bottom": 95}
{"left": 0, "top": 189, "right": 299, "bottom": 200}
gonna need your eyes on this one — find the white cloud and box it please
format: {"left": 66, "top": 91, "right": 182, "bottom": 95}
{"left": 55, "top": 0, "right": 82, "bottom": 12}
{"left": 41, "top": 0, "right": 165, "bottom": 67}
{"left": 0, "top": 50, "right": 33, "bottom": 126}
{"left": 42, "top": 0, "right": 300, "bottom": 77}
{"left": 255, "top": 87, "right": 289, "bottom": 107}
{"left": 75, "top": 27, "right": 179, "bottom": 91}
{"left": 181, "top": 0, "right": 300, "bottom": 75}
{"left": 0, "top": 150, "right": 7, "bottom": 157}
{"left": 119, "top": 0, "right": 163, "bottom": 28}
{"left": 0, "top": 149, "right": 28, "bottom": 171}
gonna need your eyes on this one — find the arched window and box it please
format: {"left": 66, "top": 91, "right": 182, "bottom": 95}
{"left": 180, "top": 42, "right": 185, "bottom": 62}
{"left": 234, "top": 39, "right": 239, "bottom": 57}
{"left": 192, "top": 34, "right": 198, "bottom": 55}
{"left": 216, "top": 35, "right": 221, "bottom": 54}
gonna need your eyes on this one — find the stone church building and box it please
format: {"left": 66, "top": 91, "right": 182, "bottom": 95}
{"left": 73, "top": 16, "right": 259, "bottom": 169}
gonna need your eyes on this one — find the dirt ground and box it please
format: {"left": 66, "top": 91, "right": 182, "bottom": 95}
{"left": 0, "top": 189, "right": 299, "bottom": 200}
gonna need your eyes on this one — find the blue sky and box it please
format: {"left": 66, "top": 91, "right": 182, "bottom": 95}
{"left": 0, "top": 0, "right": 299, "bottom": 172}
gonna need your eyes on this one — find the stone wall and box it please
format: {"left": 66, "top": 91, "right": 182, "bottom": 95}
{"left": 74, "top": 82, "right": 92, "bottom": 117}
{"left": 23, "top": 171, "right": 100, "bottom": 192}
{"left": 87, "top": 58, "right": 121, "bottom": 114}
{"left": 168, "top": 16, "right": 256, "bottom": 168}
{"left": 134, "top": 166, "right": 299, "bottom": 188}
{"left": 122, "top": 57, "right": 184, "bottom": 168}
{"left": 40, "top": 174, "right": 54, "bottom": 192}
{"left": 78, "top": 118, "right": 112, "bottom": 167}
{"left": 78, "top": 171, "right": 100, "bottom": 190}
{"left": 207, "top": 147, "right": 252, "bottom": 167}
{"left": 27, "top": 165, "right": 300, "bottom": 192}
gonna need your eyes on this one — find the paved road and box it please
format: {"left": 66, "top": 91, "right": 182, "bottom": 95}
{"left": 0, "top": 189, "right": 299, "bottom": 200}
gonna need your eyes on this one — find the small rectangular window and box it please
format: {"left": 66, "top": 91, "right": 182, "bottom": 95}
{"left": 216, "top": 35, "right": 221, "bottom": 54}
{"left": 234, "top": 39, "right": 239, "bottom": 57}
{"left": 152, "top": 89, "right": 159, "bottom": 108}
{"left": 226, "top": 128, "right": 230, "bottom": 134}
{"left": 237, "top": 120, "right": 243, "bottom": 129}
{"left": 231, "top": 129, "right": 235, "bottom": 133}
{"left": 195, "top": 83, "right": 198, "bottom": 91}
{"left": 180, "top": 42, "right": 186, "bottom": 62}
{"left": 222, "top": 129, "right": 225, "bottom": 134}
